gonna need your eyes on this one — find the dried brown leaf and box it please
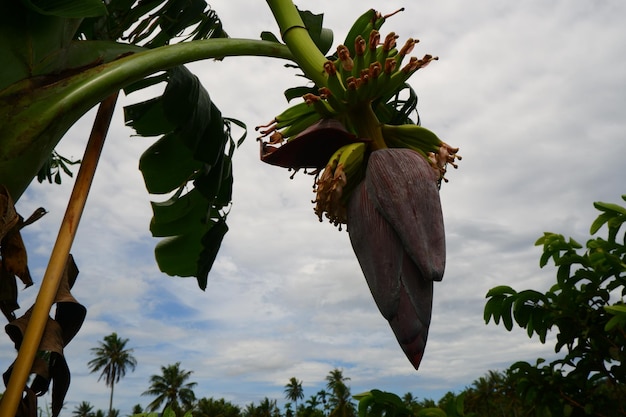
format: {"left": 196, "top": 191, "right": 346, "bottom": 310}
{"left": 0, "top": 184, "right": 19, "bottom": 241}
{"left": 1, "top": 228, "right": 33, "bottom": 288}
{"left": 0, "top": 260, "right": 20, "bottom": 321}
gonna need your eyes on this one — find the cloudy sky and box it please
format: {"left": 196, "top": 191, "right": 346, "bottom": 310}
{"left": 4, "top": 0, "right": 626, "bottom": 414}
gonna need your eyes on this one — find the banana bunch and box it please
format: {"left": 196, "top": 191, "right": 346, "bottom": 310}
{"left": 382, "top": 124, "right": 461, "bottom": 182}
{"left": 256, "top": 7, "right": 436, "bottom": 143}
{"left": 312, "top": 142, "right": 367, "bottom": 228}
{"left": 258, "top": 7, "right": 459, "bottom": 228}
{"left": 326, "top": 14, "right": 438, "bottom": 110}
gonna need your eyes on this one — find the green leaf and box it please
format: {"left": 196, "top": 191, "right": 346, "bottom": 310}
{"left": 284, "top": 86, "right": 318, "bottom": 102}
{"left": 150, "top": 187, "right": 190, "bottom": 223}
{"left": 163, "top": 66, "right": 211, "bottom": 128}
{"left": 162, "top": 407, "right": 177, "bottom": 417}
{"left": 484, "top": 296, "right": 503, "bottom": 324}
{"left": 501, "top": 296, "right": 515, "bottom": 331}
{"left": 604, "top": 304, "right": 626, "bottom": 314}
{"left": 124, "top": 98, "right": 177, "bottom": 137}
{"left": 22, "top": 0, "right": 107, "bottom": 18}
{"left": 194, "top": 156, "right": 225, "bottom": 201}
{"left": 604, "top": 315, "right": 625, "bottom": 332}
{"left": 590, "top": 213, "right": 612, "bottom": 235}
{"left": 593, "top": 201, "right": 626, "bottom": 216}
{"left": 299, "top": 9, "right": 333, "bottom": 55}
{"left": 486, "top": 285, "right": 517, "bottom": 297}
{"left": 370, "top": 389, "right": 405, "bottom": 409}
{"left": 214, "top": 157, "right": 233, "bottom": 208}
{"left": 124, "top": 72, "right": 169, "bottom": 95}
{"left": 154, "top": 224, "right": 207, "bottom": 277}
{"left": 513, "top": 303, "right": 531, "bottom": 328}
{"left": 455, "top": 392, "right": 466, "bottom": 416}
{"left": 197, "top": 217, "right": 228, "bottom": 290}
{"left": 192, "top": 103, "right": 228, "bottom": 165}
{"left": 127, "top": 65, "right": 244, "bottom": 284}
{"left": 139, "top": 133, "right": 202, "bottom": 194}
{"left": 556, "top": 263, "right": 571, "bottom": 285}
{"left": 0, "top": 36, "right": 285, "bottom": 200}
{"left": 224, "top": 117, "right": 248, "bottom": 149}
{"left": 124, "top": 64, "right": 246, "bottom": 285}
{"left": 417, "top": 409, "right": 447, "bottom": 417}
{"left": 376, "top": 83, "right": 420, "bottom": 125}
{"left": 115, "top": 0, "right": 226, "bottom": 48}
{"left": 150, "top": 190, "right": 210, "bottom": 237}
{"left": 260, "top": 31, "right": 281, "bottom": 43}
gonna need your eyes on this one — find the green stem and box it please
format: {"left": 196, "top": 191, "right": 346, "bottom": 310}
{"left": 57, "top": 38, "right": 294, "bottom": 113}
{"left": 349, "top": 102, "right": 387, "bottom": 150}
{"left": 266, "top": 0, "right": 329, "bottom": 87}
{"left": 0, "top": 38, "right": 294, "bottom": 200}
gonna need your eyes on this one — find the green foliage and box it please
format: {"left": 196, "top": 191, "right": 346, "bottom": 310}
{"left": 194, "top": 397, "right": 242, "bottom": 417}
{"left": 0, "top": 0, "right": 274, "bottom": 286}
{"left": 22, "top": 0, "right": 106, "bottom": 18}
{"left": 485, "top": 195, "right": 626, "bottom": 416}
{"left": 354, "top": 390, "right": 412, "bottom": 417}
{"left": 0, "top": 1, "right": 141, "bottom": 199}
{"left": 353, "top": 390, "right": 470, "bottom": 417}
{"left": 125, "top": 65, "right": 243, "bottom": 289}
{"left": 131, "top": 406, "right": 192, "bottom": 417}
{"left": 37, "top": 150, "right": 81, "bottom": 185}
{"left": 94, "top": 0, "right": 237, "bottom": 289}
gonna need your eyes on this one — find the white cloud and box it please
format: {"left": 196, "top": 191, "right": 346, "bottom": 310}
{"left": 4, "top": 0, "right": 626, "bottom": 414}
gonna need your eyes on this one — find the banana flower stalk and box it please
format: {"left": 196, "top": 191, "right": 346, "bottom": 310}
{"left": 347, "top": 149, "right": 445, "bottom": 369}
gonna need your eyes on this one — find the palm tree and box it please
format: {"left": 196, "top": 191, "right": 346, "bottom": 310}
{"left": 401, "top": 393, "right": 418, "bottom": 414}
{"left": 257, "top": 397, "right": 281, "bottom": 417}
{"left": 284, "top": 402, "right": 294, "bottom": 417}
{"left": 284, "top": 377, "right": 304, "bottom": 413}
{"left": 72, "top": 401, "right": 94, "bottom": 417}
{"left": 194, "top": 397, "right": 241, "bottom": 417}
{"left": 305, "top": 394, "right": 320, "bottom": 410}
{"left": 243, "top": 402, "right": 258, "bottom": 417}
{"left": 401, "top": 393, "right": 415, "bottom": 407}
{"left": 87, "top": 333, "right": 137, "bottom": 416}
{"left": 302, "top": 394, "right": 325, "bottom": 417}
{"left": 317, "top": 390, "right": 329, "bottom": 417}
{"left": 325, "top": 369, "right": 355, "bottom": 417}
{"left": 142, "top": 362, "right": 197, "bottom": 416}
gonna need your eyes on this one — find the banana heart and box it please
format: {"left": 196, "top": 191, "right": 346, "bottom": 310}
{"left": 346, "top": 148, "right": 445, "bottom": 370}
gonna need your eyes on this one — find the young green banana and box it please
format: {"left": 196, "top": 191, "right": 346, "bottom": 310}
{"left": 274, "top": 101, "right": 316, "bottom": 125}
{"left": 323, "top": 60, "right": 347, "bottom": 99}
{"left": 381, "top": 123, "right": 460, "bottom": 181}
{"left": 382, "top": 124, "right": 442, "bottom": 153}
{"left": 342, "top": 8, "right": 378, "bottom": 56}
{"left": 336, "top": 141, "right": 367, "bottom": 180}
{"left": 255, "top": 100, "right": 317, "bottom": 138}
{"left": 279, "top": 112, "right": 324, "bottom": 140}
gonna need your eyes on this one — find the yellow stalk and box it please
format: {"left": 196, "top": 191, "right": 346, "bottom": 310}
{"left": 0, "top": 92, "right": 119, "bottom": 417}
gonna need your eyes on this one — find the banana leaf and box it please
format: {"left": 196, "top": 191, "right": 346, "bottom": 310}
{"left": 0, "top": 0, "right": 290, "bottom": 287}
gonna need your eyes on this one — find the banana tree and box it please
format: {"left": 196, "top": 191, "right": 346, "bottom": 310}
{"left": 0, "top": 0, "right": 459, "bottom": 415}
